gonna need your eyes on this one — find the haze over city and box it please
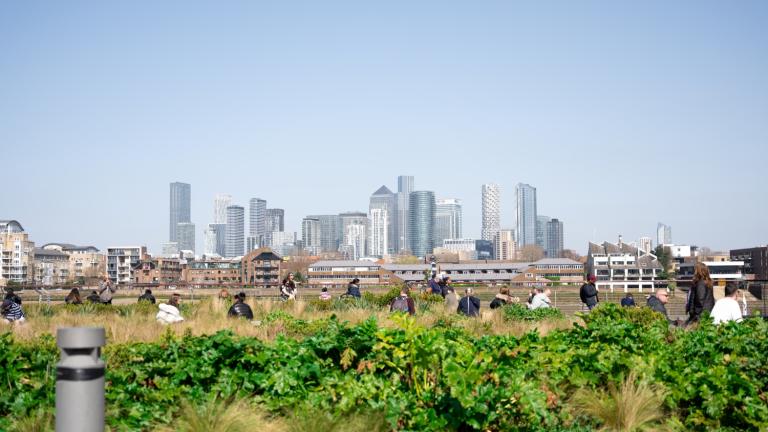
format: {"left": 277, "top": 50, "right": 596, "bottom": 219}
{"left": 2, "top": 1, "right": 767, "bottom": 253}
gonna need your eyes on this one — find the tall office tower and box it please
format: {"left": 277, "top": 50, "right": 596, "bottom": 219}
{"left": 515, "top": 183, "right": 537, "bottom": 247}
{"left": 225, "top": 205, "right": 245, "bottom": 257}
{"left": 370, "top": 186, "right": 396, "bottom": 254}
{"left": 307, "top": 214, "right": 342, "bottom": 252}
{"left": 368, "top": 208, "right": 388, "bottom": 258}
{"left": 481, "top": 183, "right": 500, "bottom": 242}
{"left": 213, "top": 194, "right": 232, "bottom": 224}
{"left": 395, "top": 175, "right": 414, "bottom": 252}
{"left": 434, "top": 198, "right": 463, "bottom": 246}
{"left": 266, "top": 209, "right": 285, "bottom": 233}
{"left": 535, "top": 215, "right": 551, "bottom": 249}
{"left": 494, "top": 229, "right": 516, "bottom": 261}
{"left": 340, "top": 212, "right": 368, "bottom": 259}
{"left": 639, "top": 237, "right": 653, "bottom": 254}
{"left": 169, "top": 182, "right": 191, "bottom": 243}
{"left": 249, "top": 198, "right": 267, "bottom": 247}
{"left": 408, "top": 191, "right": 436, "bottom": 258}
{"left": 176, "top": 222, "right": 196, "bottom": 253}
{"left": 657, "top": 223, "right": 672, "bottom": 246}
{"left": 204, "top": 223, "right": 226, "bottom": 256}
{"left": 546, "top": 218, "right": 564, "bottom": 258}
{"left": 301, "top": 217, "right": 321, "bottom": 250}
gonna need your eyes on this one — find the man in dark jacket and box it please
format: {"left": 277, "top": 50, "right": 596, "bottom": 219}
{"left": 646, "top": 290, "right": 671, "bottom": 322}
{"left": 86, "top": 290, "right": 101, "bottom": 303}
{"left": 138, "top": 289, "right": 156, "bottom": 304}
{"left": 228, "top": 292, "right": 254, "bottom": 320}
{"left": 428, "top": 276, "right": 442, "bottom": 296}
{"left": 457, "top": 288, "right": 481, "bottom": 317}
{"left": 579, "top": 274, "right": 599, "bottom": 310}
{"left": 620, "top": 293, "right": 636, "bottom": 307}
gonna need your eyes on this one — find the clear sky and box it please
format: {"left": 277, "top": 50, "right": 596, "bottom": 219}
{"left": 1, "top": 1, "right": 766, "bottom": 254}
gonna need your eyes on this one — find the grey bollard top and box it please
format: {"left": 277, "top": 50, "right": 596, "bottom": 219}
{"left": 57, "top": 327, "right": 106, "bottom": 350}
{"left": 56, "top": 327, "right": 106, "bottom": 432}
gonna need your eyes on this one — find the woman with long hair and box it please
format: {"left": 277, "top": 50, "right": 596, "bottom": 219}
{"left": 687, "top": 262, "right": 715, "bottom": 323}
{"left": 280, "top": 273, "right": 297, "bottom": 300}
{"left": 65, "top": 288, "right": 82, "bottom": 305}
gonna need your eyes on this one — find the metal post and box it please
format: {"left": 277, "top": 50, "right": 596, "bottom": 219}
{"left": 56, "top": 327, "right": 106, "bottom": 432}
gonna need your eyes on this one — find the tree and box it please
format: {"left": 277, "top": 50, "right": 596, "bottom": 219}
{"left": 393, "top": 254, "right": 421, "bottom": 264}
{"left": 518, "top": 245, "right": 545, "bottom": 262}
{"left": 562, "top": 249, "right": 585, "bottom": 263}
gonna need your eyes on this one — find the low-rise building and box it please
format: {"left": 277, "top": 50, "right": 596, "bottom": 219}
{"left": 132, "top": 258, "right": 183, "bottom": 285}
{"left": 41, "top": 243, "right": 105, "bottom": 282}
{"left": 241, "top": 248, "right": 282, "bottom": 287}
{"left": 0, "top": 220, "right": 35, "bottom": 285}
{"left": 107, "top": 246, "right": 147, "bottom": 285}
{"left": 33, "top": 247, "right": 70, "bottom": 285}
{"left": 184, "top": 258, "right": 242, "bottom": 286}
{"left": 308, "top": 260, "right": 391, "bottom": 286}
{"left": 730, "top": 246, "right": 768, "bottom": 280}
{"left": 587, "top": 240, "right": 664, "bottom": 292}
{"left": 677, "top": 261, "right": 744, "bottom": 288}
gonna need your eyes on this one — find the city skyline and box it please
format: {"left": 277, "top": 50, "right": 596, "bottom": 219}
{"left": 3, "top": 2, "right": 766, "bottom": 254}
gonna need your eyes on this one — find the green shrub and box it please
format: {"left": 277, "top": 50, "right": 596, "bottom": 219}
{"left": 502, "top": 303, "right": 565, "bottom": 321}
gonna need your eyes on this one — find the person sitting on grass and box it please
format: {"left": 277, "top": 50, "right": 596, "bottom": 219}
{"left": 156, "top": 293, "right": 184, "bottom": 324}
{"left": 345, "top": 278, "right": 361, "bottom": 299}
{"left": 490, "top": 287, "right": 512, "bottom": 309}
{"left": 319, "top": 287, "right": 332, "bottom": 301}
{"left": 457, "top": 288, "right": 481, "bottom": 317}
{"left": 530, "top": 288, "right": 553, "bottom": 310}
{"left": 1, "top": 297, "right": 25, "bottom": 324}
{"left": 4, "top": 288, "right": 22, "bottom": 306}
{"left": 621, "top": 293, "right": 636, "bottom": 307}
{"left": 138, "top": 289, "right": 156, "bottom": 304}
{"left": 228, "top": 292, "right": 254, "bottom": 320}
{"left": 86, "top": 290, "right": 101, "bottom": 304}
{"left": 390, "top": 286, "right": 416, "bottom": 315}
{"left": 65, "top": 288, "right": 83, "bottom": 305}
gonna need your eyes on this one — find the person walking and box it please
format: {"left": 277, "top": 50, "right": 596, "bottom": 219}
{"left": 98, "top": 277, "right": 115, "bottom": 305}
{"left": 687, "top": 262, "right": 715, "bottom": 324}
{"left": 65, "top": 288, "right": 83, "bottom": 305}
{"left": 138, "top": 289, "right": 156, "bottom": 304}
{"left": 710, "top": 283, "right": 743, "bottom": 325}
{"left": 389, "top": 286, "right": 416, "bottom": 315}
{"left": 579, "top": 274, "right": 599, "bottom": 310}
{"left": 457, "top": 288, "right": 481, "bottom": 317}
{"left": 228, "top": 292, "right": 254, "bottom": 320}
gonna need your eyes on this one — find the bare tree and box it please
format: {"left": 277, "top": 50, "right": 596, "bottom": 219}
{"left": 562, "top": 249, "right": 585, "bottom": 263}
{"left": 518, "top": 245, "right": 545, "bottom": 262}
{"left": 393, "top": 254, "right": 421, "bottom": 264}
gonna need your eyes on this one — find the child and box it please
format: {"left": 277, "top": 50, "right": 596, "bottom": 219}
{"left": 319, "top": 287, "right": 332, "bottom": 301}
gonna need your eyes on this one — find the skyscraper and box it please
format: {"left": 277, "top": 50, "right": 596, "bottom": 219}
{"left": 176, "top": 222, "right": 195, "bottom": 253}
{"left": 481, "top": 184, "right": 500, "bottom": 242}
{"left": 340, "top": 212, "right": 368, "bottom": 260}
{"left": 639, "top": 237, "right": 653, "bottom": 254}
{"left": 306, "top": 214, "right": 342, "bottom": 252}
{"left": 249, "top": 198, "right": 267, "bottom": 247}
{"left": 368, "top": 207, "right": 388, "bottom": 258}
{"left": 535, "top": 215, "right": 551, "bottom": 250}
{"left": 516, "top": 183, "right": 537, "bottom": 247}
{"left": 434, "top": 198, "right": 463, "bottom": 246}
{"left": 204, "top": 223, "right": 226, "bottom": 256}
{"left": 370, "top": 185, "right": 395, "bottom": 255}
{"left": 494, "top": 229, "right": 516, "bottom": 261}
{"left": 169, "top": 182, "right": 191, "bottom": 243}
{"left": 213, "top": 194, "right": 232, "bottom": 224}
{"left": 225, "top": 205, "right": 244, "bottom": 257}
{"left": 301, "top": 217, "right": 321, "bottom": 251}
{"left": 395, "top": 175, "right": 414, "bottom": 252}
{"left": 408, "top": 191, "right": 436, "bottom": 258}
{"left": 546, "top": 218, "right": 564, "bottom": 258}
{"left": 266, "top": 208, "right": 285, "bottom": 233}
{"left": 657, "top": 223, "right": 672, "bottom": 246}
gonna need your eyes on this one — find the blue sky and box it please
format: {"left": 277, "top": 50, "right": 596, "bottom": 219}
{"left": 1, "top": 1, "right": 766, "bottom": 254}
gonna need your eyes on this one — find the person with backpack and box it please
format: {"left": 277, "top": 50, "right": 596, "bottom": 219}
{"left": 390, "top": 286, "right": 415, "bottom": 315}
{"left": 579, "top": 274, "right": 599, "bottom": 310}
{"left": 228, "top": 292, "right": 254, "bottom": 320}
{"left": 457, "top": 288, "right": 481, "bottom": 317}
{"left": 138, "top": 289, "right": 156, "bottom": 304}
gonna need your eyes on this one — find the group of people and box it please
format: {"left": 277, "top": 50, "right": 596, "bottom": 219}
{"left": 1, "top": 289, "right": 25, "bottom": 324}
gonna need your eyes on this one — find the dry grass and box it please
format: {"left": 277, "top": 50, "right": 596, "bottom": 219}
{"left": 7, "top": 298, "right": 573, "bottom": 344}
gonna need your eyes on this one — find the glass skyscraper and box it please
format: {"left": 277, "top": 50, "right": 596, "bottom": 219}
{"left": 369, "top": 185, "right": 395, "bottom": 255}
{"left": 408, "top": 191, "right": 436, "bottom": 258}
{"left": 435, "top": 198, "right": 463, "bottom": 246}
{"left": 546, "top": 218, "right": 564, "bottom": 258}
{"left": 395, "top": 175, "right": 414, "bottom": 252}
{"left": 516, "top": 183, "right": 537, "bottom": 247}
{"left": 169, "top": 182, "right": 191, "bottom": 243}
{"left": 481, "top": 184, "right": 500, "bottom": 242}
{"left": 249, "top": 198, "right": 267, "bottom": 247}
{"left": 225, "top": 205, "right": 244, "bottom": 257}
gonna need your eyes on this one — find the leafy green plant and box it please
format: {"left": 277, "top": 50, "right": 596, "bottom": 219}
{"left": 503, "top": 303, "right": 565, "bottom": 321}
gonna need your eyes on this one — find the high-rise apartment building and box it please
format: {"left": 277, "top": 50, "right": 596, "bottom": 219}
{"left": 535, "top": 215, "right": 551, "bottom": 249}
{"left": 370, "top": 186, "right": 396, "bottom": 254}
{"left": 494, "top": 229, "right": 516, "bottom": 261}
{"left": 481, "top": 184, "right": 500, "bottom": 242}
{"left": 395, "top": 175, "right": 414, "bottom": 252}
{"left": 0, "top": 220, "right": 35, "bottom": 285}
{"left": 307, "top": 214, "right": 342, "bottom": 252}
{"left": 435, "top": 198, "right": 463, "bottom": 246}
{"left": 213, "top": 194, "right": 232, "bottom": 224}
{"left": 657, "top": 223, "right": 672, "bottom": 246}
{"left": 169, "top": 182, "right": 191, "bottom": 243}
{"left": 249, "top": 198, "right": 267, "bottom": 247}
{"left": 176, "top": 222, "right": 195, "bottom": 253}
{"left": 408, "top": 191, "right": 436, "bottom": 258}
{"left": 204, "top": 223, "right": 226, "bottom": 256}
{"left": 340, "top": 212, "right": 368, "bottom": 260}
{"left": 516, "top": 183, "right": 537, "bottom": 247}
{"left": 266, "top": 209, "right": 285, "bottom": 233}
{"left": 225, "top": 205, "right": 245, "bottom": 257}
{"left": 301, "top": 217, "right": 321, "bottom": 251}
{"left": 639, "top": 237, "right": 653, "bottom": 254}
{"left": 368, "top": 208, "right": 388, "bottom": 258}
{"left": 546, "top": 219, "right": 564, "bottom": 258}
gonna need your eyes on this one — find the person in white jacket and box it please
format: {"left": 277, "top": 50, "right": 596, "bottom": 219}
{"left": 711, "top": 283, "right": 743, "bottom": 325}
{"left": 156, "top": 293, "right": 184, "bottom": 324}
